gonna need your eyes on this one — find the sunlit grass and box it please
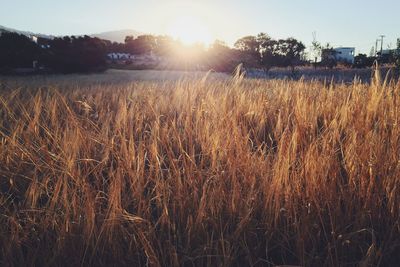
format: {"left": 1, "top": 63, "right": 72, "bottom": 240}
{"left": 0, "top": 72, "right": 399, "bottom": 266}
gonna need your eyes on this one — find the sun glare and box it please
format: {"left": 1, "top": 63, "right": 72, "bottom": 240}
{"left": 167, "top": 16, "right": 213, "bottom": 46}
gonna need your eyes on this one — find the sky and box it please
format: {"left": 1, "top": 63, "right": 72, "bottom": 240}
{"left": 1, "top": 0, "right": 399, "bottom": 54}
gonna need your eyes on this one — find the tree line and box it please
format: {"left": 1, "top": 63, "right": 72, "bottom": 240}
{"left": 0, "top": 32, "right": 108, "bottom": 73}
{"left": 1, "top": 31, "right": 399, "bottom": 74}
{"left": 0, "top": 31, "right": 307, "bottom": 73}
{"left": 233, "top": 33, "right": 306, "bottom": 73}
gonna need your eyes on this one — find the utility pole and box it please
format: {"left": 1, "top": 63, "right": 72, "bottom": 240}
{"left": 379, "top": 35, "right": 385, "bottom": 56}
{"left": 375, "top": 39, "right": 379, "bottom": 56}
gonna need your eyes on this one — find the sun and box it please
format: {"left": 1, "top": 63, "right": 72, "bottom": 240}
{"left": 167, "top": 16, "right": 213, "bottom": 46}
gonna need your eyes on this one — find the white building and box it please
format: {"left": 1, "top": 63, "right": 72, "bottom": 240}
{"left": 107, "top": 51, "right": 162, "bottom": 63}
{"left": 107, "top": 53, "right": 135, "bottom": 60}
{"left": 333, "top": 47, "right": 355, "bottom": 64}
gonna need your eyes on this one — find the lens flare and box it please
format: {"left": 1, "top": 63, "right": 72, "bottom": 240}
{"left": 167, "top": 16, "right": 212, "bottom": 46}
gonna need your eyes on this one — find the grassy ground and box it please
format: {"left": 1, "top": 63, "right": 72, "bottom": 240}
{"left": 0, "top": 70, "right": 399, "bottom": 266}
{"left": 247, "top": 66, "right": 398, "bottom": 84}
{"left": 0, "top": 69, "right": 229, "bottom": 87}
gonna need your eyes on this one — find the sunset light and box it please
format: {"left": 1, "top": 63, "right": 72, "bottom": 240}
{"left": 1, "top": 0, "right": 400, "bottom": 266}
{"left": 167, "top": 16, "right": 213, "bottom": 45}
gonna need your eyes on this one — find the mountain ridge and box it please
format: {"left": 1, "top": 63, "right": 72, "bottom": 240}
{"left": 0, "top": 25, "right": 143, "bottom": 43}
{"left": 91, "top": 29, "right": 143, "bottom": 43}
{"left": 0, "top": 25, "right": 55, "bottom": 39}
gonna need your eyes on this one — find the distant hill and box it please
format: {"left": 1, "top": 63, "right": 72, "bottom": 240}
{"left": 0, "top": 25, "right": 143, "bottom": 43}
{"left": 91, "top": 29, "right": 143, "bottom": 43}
{"left": 0, "top": 25, "right": 54, "bottom": 39}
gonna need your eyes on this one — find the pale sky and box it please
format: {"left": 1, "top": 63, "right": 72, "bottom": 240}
{"left": 1, "top": 0, "right": 399, "bottom": 54}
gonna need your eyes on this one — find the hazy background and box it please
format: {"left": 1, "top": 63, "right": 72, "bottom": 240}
{"left": 1, "top": 0, "right": 399, "bottom": 53}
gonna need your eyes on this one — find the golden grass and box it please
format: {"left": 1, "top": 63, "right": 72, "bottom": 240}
{"left": 0, "top": 72, "right": 399, "bottom": 266}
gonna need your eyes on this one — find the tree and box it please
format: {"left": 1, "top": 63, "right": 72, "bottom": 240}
{"left": 395, "top": 38, "right": 400, "bottom": 69}
{"left": 0, "top": 32, "right": 40, "bottom": 70}
{"left": 234, "top": 35, "right": 259, "bottom": 53}
{"left": 125, "top": 35, "right": 156, "bottom": 55}
{"left": 135, "top": 35, "right": 156, "bottom": 54}
{"left": 311, "top": 32, "right": 322, "bottom": 69}
{"left": 320, "top": 43, "right": 337, "bottom": 69}
{"left": 107, "top": 41, "right": 125, "bottom": 53}
{"left": 207, "top": 40, "right": 241, "bottom": 72}
{"left": 353, "top": 53, "right": 375, "bottom": 68}
{"left": 233, "top": 34, "right": 306, "bottom": 74}
{"left": 124, "top": 35, "right": 134, "bottom": 43}
{"left": 278, "top": 38, "right": 306, "bottom": 73}
{"left": 256, "top": 33, "right": 271, "bottom": 53}
{"left": 257, "top": 33, "right": 273, "bottom": 71}
{"left": 154, "top": 35, "right": 175, "bottom": 57}
{"left": 259, "top": 38, "right": 282, "bottom": 73}
{"left": 234, "top": 35, "right": 260, "bottom": 68}
{"left": 43, "top": 35, "right": 108, "bottom": 73}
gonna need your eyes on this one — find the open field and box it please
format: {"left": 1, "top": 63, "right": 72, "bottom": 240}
{"left": 247, "top": 66, "right": 398, "bottom": 84}
{"left": 0, "top": 69, "right": 230, "bottom": 88}
{"left": 0, "top": 71, "right": 400, "bottom": 266}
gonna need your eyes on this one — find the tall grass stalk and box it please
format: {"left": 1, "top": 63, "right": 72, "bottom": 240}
{"left": 0, "top": 75, "right": 399, "bottom": 266}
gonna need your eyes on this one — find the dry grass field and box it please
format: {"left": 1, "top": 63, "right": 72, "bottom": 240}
{"left": 0, "top": 70, "right": 399, "bottom": 266}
